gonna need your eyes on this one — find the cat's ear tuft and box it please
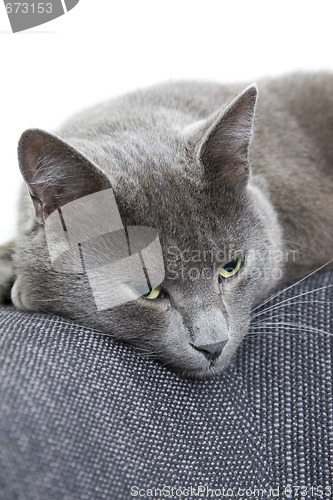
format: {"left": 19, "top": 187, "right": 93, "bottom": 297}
{"left": 197, "top": 85, "right": 257, "bottom": 188}
{"left": 18, "top": 129, "right": 110, "bottom": 224}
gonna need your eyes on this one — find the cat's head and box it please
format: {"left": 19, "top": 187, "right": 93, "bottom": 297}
{"left": 12, "top": 85, "right": 283, "bottom": 378}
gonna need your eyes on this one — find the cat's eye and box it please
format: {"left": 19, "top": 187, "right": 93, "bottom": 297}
{"left": 142, "top": 286, "right": 163, "bottom": 300}
{"left": 219, "top": 257, "right": 243, "bottom": 279}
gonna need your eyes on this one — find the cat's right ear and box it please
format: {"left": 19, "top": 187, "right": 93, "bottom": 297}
{"left": 186, "top": 85, "right": 257, "bottom": 190}
{"left": 18, "top": 129, "right": 110, "bottom": 224}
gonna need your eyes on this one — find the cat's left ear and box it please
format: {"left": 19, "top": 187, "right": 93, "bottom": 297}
{"left": 195, "top": 85, "right": 257, "bottom": 188}
{"left": 18, "top": 129, "right": 110, "bottom": 224}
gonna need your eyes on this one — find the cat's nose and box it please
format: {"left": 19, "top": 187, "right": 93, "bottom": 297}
{"left": 192, "top": 340, "right": 228, "bottom": 361}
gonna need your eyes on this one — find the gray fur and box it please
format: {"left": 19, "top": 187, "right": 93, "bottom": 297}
{"left": 2, "top": 72, "right": 333, "bottom": 378}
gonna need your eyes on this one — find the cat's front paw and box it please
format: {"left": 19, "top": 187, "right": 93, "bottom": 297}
{"left": 11, "top": 276, "right": 38, "bottom": 311}
{"left": 0, "top": 241, "right": 14, "bottom": 304}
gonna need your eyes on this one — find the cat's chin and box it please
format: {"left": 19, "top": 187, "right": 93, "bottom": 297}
{"left": 176, "top": 363, "right": 233, "bottom": 380}
{"left": 167, "top": 353, "right": 236, "bottom": 380}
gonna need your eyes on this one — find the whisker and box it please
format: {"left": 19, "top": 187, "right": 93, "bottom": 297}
{"left": 248, "top": 321, "right": 332, "bottom": 337}
{"left": 251, "top": 288, "right": 333, "bottom": 319}
{"left": 248, "top": 328, "right": 333, "bottom": 337}
{"left": 250, "top": 320, "right": 315, "bottom": 329}
{"left": 134, "top": 347, "right": 166, "bottom": 357}
{"left": 251, "top": 296, "right": 327, "bottom": 319}
{"left": 281, "top": 239, "right": 329, "bottom": 258}
{"left": 252, "top": 259, "right": 333, "bottom": 312}
{"left": 247, "top": 329, "right": 326, "bottom": 338}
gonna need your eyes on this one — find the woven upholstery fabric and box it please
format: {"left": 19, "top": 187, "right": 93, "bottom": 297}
{"left": 0, "top": 272, "right": 332, "bottom": 499}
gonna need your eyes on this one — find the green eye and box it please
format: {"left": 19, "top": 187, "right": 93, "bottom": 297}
{"left": 143, "top": 286, "right": 163, "bottom": 300}
{"left": 219, "top": 257, "right": 243, "bottom": 279}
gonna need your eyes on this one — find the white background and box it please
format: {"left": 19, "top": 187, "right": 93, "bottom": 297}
{"left": 1, "top": 0, "right": 333, "bottom": 243}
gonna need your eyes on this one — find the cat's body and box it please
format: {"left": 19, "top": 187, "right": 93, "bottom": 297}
{"left": 1, "top": 72, "right": 332, "bottom": 377}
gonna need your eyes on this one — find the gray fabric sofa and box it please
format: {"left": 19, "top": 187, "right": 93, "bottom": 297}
{"left": 0, "top": 271, "right": 332, "bottom": 500}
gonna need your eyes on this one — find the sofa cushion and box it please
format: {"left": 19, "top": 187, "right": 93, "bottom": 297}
{"left": 0, "top": 271, "right": 332, "bottom": 499}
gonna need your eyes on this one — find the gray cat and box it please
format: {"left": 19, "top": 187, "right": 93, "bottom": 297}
{"left": 1, "top": 73, "right": 332, "bottom": 378}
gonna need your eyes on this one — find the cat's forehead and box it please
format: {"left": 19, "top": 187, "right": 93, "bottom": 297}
{"left": 68, "top": 124, "right": 255, "bottom": 259}
{"left": 113, "top": 168, "right": 252, "bottom": 260}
